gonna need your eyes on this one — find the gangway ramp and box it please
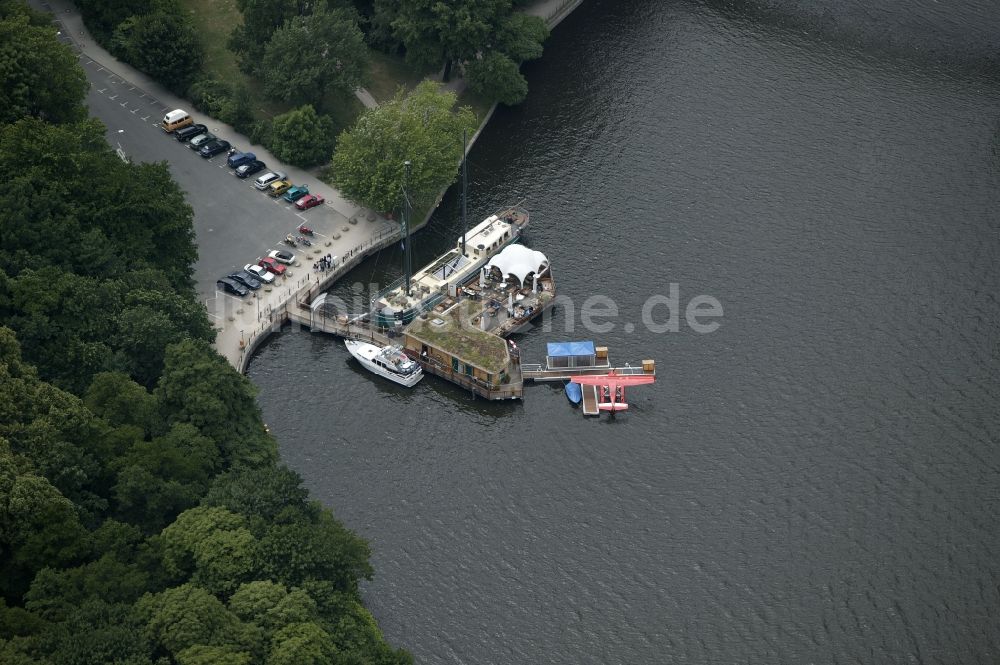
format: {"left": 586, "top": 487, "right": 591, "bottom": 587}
{"left": 581, "top": 384, "right": 599, "bottom": 415}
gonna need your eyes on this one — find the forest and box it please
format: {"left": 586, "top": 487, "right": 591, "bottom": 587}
{"left": 0, "top": 1, "right": 409, "bottom": 662}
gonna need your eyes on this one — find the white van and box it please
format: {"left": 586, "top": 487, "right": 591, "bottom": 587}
{"left": 161, "top": 109, "right": 193, "bottom": 133}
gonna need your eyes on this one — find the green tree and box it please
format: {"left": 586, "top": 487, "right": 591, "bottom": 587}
{"left": 84, "top": 373, "right": 161, "bottom": 436}
{"left": 112, "top": 12, "right": 204, "bottom": 93}
{"left": 74, "top": 0, "right": 160, "bottom": 41}
{"left": 464, "top": 51, "right": 528, "bottom": 105}
{"left": 0, "top": 444, "right": 88, "bottom": 596}
{"left": 161, "top": 507, "right": 256, "bottom": 596}
{"left": 331, "top": 81, "right": 477, "bottom": 213}
{"left": 0, "top": 14, "right": 87, "bottom": 125}
{"left": 136, "top": 583, "right": 243, "bottom": 656}
{"left": 155, "top": 340, "right": 276, "bottom": 469}
{"left": 266, "top": 622, "right": 336, "bottom": 665}
{"left": 176, "top": 644, "right": 252, "bottom": 665}
{"left": 229, "top": 0, "right": 300, "bottom": 77}
{"left": 255, "top": 510, "right": 371, "bottom": 591}
{"left": 25, "top": 556, "right": 150, "bottom": 621}
{"left": 378, "top": 0, "right": 509, "bottom": 79}
{"left": 268, "top": 105, "right": 337, "bottom": 168}
{"left": 0, "top": 118, "right": 199, "bottom": 293}
{"left": 203, "top": 465, "right": 317, "bottom": 529}
{"left": 33, "top": 598, "right": 154, "bottom": 665}
{"left": 494, "top": 13, "right": 548, "bottom": 63}
{"left": 260, "top": 7, "right": 367, "bottom": 108}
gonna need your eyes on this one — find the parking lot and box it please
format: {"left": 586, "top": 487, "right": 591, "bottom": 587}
{"left": 76, "top": 52, "right": 391, "bottom": 303}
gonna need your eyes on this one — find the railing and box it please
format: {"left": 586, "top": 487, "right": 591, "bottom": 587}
{"left": 417, "top": 360, "right": 523, "bottom": 400}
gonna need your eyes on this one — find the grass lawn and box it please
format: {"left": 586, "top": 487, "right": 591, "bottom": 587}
{"left": 177, "top": 0, "right": 243, "bottom": 85}
{"left": 366, "top": 50, "right": 434, "bottom": 103}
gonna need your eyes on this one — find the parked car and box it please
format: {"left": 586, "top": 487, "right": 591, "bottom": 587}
{"left": 189, "top": 132, "right": 215, "bottom": 149}
{"left": 200, "top": 139, "right": 231, "bottom": 158}
{"left": 267, "top": 178, "right": 293, "bottom": 197}
{"left": 228, "top": 270, "right": 261, "bottom": 290}
{"left": 268, "top": 249, "right": 296, "bottom": 265}
{"left": 236, "top": 160, "right": 266, "bottom": 178}
{"left": 295, "top": 193, "right": 325, "bottom": 210}
{"left": 282, "top": 185, "right": 309, "bottom": 202}
{"left": 217, "top": 277, "right": 248, "bottom": 297}
{"left": 254, "top": 171, "right": 286, "bottom": 191}
{"left": 175, "top": 123, "right": 207, "bottom": 142}
{"left": 161, "top": 109, "right": 193, "bottom": 133}
{"left": 227, "top": 151, "right": 256, "bottom": 169}
{"left": 244, "top": 264, "right": 275, "bottom": 284}
{"left": 258, "top": 257, "right": 287, "bottom": 275}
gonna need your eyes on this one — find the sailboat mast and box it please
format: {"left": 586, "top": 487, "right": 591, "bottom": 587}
{"left": 403, "top": 160, "right": 412, "bottom": 296}
{"left": 461, "top": 129, "right": 468, "bottom": 255}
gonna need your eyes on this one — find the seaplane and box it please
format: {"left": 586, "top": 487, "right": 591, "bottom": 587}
{"left": 571, "top": 369, "right": 655, "bottom": 415}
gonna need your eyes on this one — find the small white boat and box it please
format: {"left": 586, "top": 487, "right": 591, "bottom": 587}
{"left": 345, "top": 339, "right": 423, "bottom": 387}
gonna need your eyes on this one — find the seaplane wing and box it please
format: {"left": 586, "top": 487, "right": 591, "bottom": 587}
{"left": 570, "top": 374, "right": 655, "bottom": 387}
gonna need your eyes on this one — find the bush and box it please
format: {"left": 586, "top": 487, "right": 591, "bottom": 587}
{"left": 186, "top": 78, "right": 255, "bottom": 136}
{"left": 268, "top": 106, "right": 337, "bottom": 168}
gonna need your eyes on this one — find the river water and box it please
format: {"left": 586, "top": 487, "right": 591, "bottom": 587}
{"left": 247, "top": 0, "right": 1000, "bottom": 661}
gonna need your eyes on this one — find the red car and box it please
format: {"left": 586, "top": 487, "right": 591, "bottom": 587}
{"left": 258, "top": 257, "right": 287, "bottom": 275}
{"left": 295, "top": 194, "right": 325, "bottom": 210}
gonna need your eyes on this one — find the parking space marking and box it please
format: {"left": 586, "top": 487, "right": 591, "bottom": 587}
{"left": 128, "top": 86, "right": 135, "bottom": 91}
{"left": 216, "top": 290, "right": 249, "bottom": 304}
{"left": 120, "top": 102, "right": 128, "bottom": 107}
{"left": 97, "top": 67, "right": 104, "bottom": 72}
{"left": 108, "top": 94, "right": 117, "bottom": 100}
{"left": 131, "top": 108, "right": 138, "bottom": 114}
{"left": 97, "top": 88, "right": 105, "bottom": 94}
{"left": 141, "top": 115, "right": 149, "bottom": 121}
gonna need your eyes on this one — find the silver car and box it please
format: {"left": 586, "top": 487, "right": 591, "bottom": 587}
{"left": 254, "top": 171, "right": 286, "bottom": 191}
{"left": 188, "top": 132, "right": 215, "bottom": 149}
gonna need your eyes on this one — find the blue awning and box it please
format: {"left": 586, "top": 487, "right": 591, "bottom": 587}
{"left": 546, "top": 341, "right": 596, "bottom": 357}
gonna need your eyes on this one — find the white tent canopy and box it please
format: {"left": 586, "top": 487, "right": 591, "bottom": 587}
{"left": 485, "top": 244, "right": 549, "bottom": 286}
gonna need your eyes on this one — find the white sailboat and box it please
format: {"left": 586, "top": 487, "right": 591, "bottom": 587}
{"left": 345, "top": 339, "right": 423, "bottom": 387}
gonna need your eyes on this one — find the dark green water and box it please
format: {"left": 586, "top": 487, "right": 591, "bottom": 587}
{"left": 249, "top": 1, "right": 1000, "bottom": 661}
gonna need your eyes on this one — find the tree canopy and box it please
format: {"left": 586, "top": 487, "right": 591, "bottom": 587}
{"left": 379, "top": 0, "right": 509, "bottom": 74}
{"left": 268, "top": 105, "right": 338, "bottom": 168}
{"left": 331, "top": 81, "right": 477, "bottom": 213}
{"left": 0, "top": 12, "right": 410, "bottom": 665}
{"left": 465, "top": 50, "right": 529, "bottom": 105}
{"left": 371, "top": 0, "right": 549, "bottom": 101}
{"left": 111, "top": 10, "right": 204, "bottom": 92}
{"left": 0, "top": 13, "right": 87, "bottom": 125}
{"left": 260, "top": 6, "right": 368, "bottom": 108}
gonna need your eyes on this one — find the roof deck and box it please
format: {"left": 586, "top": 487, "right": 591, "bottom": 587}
{"left": 404, "top": 302, "right": 511, "bottom": 374}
